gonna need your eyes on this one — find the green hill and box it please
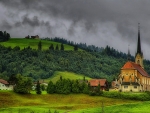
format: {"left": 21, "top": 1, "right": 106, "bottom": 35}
{"left": 43, "top": 71, "right": 92, "bottom": 83}
{"left": 0, "top": 38, "right": 79, "bottom": 50}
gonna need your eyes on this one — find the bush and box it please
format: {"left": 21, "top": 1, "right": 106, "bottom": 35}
{"left": 102, "top": 91, "right": 150, "bottom": 101}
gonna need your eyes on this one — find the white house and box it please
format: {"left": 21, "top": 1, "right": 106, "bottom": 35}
{"left": 0, "top": 79, "right": 13, "bottom": 90}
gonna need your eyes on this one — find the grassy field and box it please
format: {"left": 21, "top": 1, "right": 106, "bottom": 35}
{"left": 0, "top": 38, "right": 77, "bottom": 50}
{"left": 43, "top": 71, "right": 92, "bottom": 83}
{"left": 0, "top": 91, "right": 148, "bottom": 113}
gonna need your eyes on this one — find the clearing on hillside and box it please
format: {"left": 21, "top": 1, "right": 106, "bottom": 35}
{"left": 0, "top": 38, "right": 78, "bottom": 50}
{"left": 43, "top": 71, "right": 92, "bottom": 83}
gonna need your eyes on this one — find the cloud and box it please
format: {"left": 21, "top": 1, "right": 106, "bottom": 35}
{"left": 1, "top": 0, "right": 150, "bottom": 59}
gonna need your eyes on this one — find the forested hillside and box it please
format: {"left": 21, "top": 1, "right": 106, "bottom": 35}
{"left": 0, "top": 38, "right": 150, "bottom": 82}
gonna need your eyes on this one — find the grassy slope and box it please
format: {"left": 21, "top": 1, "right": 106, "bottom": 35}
{"left": 0, "top": 38, "right": 78, "bottom": 50}
{"left": 0, "top": 91, "right": 144, "bottom": 113}
{"left": 43, "top": 71, "right": 92, "bottom": 83}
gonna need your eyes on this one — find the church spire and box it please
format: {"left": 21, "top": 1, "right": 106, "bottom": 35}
{"left": 137, "top": 23, "right": 142, "bottom": 54}
{"left": 135, "top": 23, "right": 144, "bottom": 68}
{"left": 127, "top": 44, "right": 131, "bottom": 61}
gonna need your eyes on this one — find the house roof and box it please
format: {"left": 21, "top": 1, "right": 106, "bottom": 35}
{"left": 121, "top": 61, "right": 149, "bottom": 77}
{"left": 0, "top": 79, "right": 9, "bottom": 85}
{"left": 89, "top": 79, "right": 107, "bottom": 87}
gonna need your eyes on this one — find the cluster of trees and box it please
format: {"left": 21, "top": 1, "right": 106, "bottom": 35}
{"left": 8, "top": 74, "right": 32, "bottom": 94}
{"left": 47, "top": 77, "right": 102, "bottom": 95}
{"left": 44, "top": 37, "right": 102, "bottom": 52}
{"left": 48, "top": 43, "right": 65, "bottom": 51}
{"left": 0, "top": 31, "right": 10, "bottom": 42}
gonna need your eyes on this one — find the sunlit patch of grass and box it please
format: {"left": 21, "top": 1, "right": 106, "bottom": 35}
{"left": 0, "top": 38, "right": 82, "bottom": 51}
{"left": 44, "top": 71, "right": 92, "bottom": 83}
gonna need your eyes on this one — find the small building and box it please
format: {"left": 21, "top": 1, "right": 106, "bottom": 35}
{"left": 31, "top": 35, "right": 39, "bottom": 39}
{"left": 0, "top": 79, "right": 13, "bottom": 90}
{"left": 89, "top": 79, "right": 108, "bottom": 90}
{"left": 111, "top": 79, "right": 119, "bottom": 89}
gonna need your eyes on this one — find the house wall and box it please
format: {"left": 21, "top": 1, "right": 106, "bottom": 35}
{"left": 0, "top": 83, "right": 13, "bottom": 90}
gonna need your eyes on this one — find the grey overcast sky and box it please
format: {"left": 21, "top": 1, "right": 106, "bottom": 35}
{"left": 1, "top": 0, "right": 150, "bottom": 59}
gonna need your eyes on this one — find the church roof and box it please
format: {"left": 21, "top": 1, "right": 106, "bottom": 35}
{"left": 121, "top": 61, "right": 149, "bottom": 77}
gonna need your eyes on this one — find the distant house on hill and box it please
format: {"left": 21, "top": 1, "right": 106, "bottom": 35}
{"left": 89, "top": 79, "right": 108, "bottom": 90}
{"left": 0, "top": 79, "right": 13, "bottom": 90}
{"left": 25, "top": 35, "right": 30, "bottom": 39}
{"left": 32, "top": 80, "right": 48, "bottom": 90}
{"left": 31, "top": 35, "right": 39, "bottom": 39}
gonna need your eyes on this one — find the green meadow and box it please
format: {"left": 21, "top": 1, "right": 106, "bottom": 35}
{"left": 43, "top": 71, "right": 92, "bottom": 83}
{"left": 0, "top": 91, "right": 150, "bottom": 113}
{"left": 0, "top": 38, "right": 77, "bottom": 50}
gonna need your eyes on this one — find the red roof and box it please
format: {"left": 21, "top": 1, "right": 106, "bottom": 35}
{"left": 0, "top": 79, "right": 9, "bottom": 85}
{"left": 89, "top": 79, "right": 107, "bottom": 87}
{"left": 121, "top": 61, "right": 149, "bottom": 77}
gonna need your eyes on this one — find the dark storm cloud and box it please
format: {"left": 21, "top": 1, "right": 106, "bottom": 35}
{"left": 1, "top": 0, "right": 150, "bottom": 58}
{"left": 22, "top": 15, "right": 40, "bottom": 27}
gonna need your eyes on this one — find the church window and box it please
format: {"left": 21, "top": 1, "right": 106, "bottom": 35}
{"left": 124, "top": 86, "right": 128, "bottom": 88}
{"left": 137, "top": 60, "right": 140, "bottom": 64}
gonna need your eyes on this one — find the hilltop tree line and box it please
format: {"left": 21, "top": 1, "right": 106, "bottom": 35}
{"left": 0, "top": 31, "right": 10, "bottom": 42}
{"left": 44, "top": 37, "right": 129, "bottom": 59}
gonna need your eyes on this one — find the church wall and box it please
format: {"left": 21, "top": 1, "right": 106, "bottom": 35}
{"left": 121, "top": 85, "right": 139, "bottom": 92}
{"left": 121, "top": 69, "right": 136, "bottom": 82}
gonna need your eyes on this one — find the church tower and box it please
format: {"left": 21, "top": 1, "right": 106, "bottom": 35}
{"left": 135, "top": 23, "right": 144, "bottom": 68}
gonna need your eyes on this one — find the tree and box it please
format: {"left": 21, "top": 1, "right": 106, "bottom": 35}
{"left": 49, "top": 44, "right": 54, "bottom": 50}
{"left": 74, "top": 45, "right": 78, "bottom": 51}
{"left": 6, "top": 33, "right": 10, "bottom": 40}
{"left": 38, "top": 41, "right": 42, "bottom": 50}
{"left": 36, "top": 80, "right": 41, "bottom": 94}
{"left": 82, "top": 82, "right": 89, "bottom": 94}
{"left": 71, "top": 80, "right": 80, "bottom": 93}
{"left": 60, "top": 43, "right": 64, "bottom": 51}
{"left": 41, "top": 84, "right": 45, "bottom": 91}
{"left": 13, "top": 74, "right": 32, "bottom": 94}
{"left": 55, "top": 44, "right": 59, "bottom": 50}
{"left": 47, "top": 81, "right": 55, "bottom": 94}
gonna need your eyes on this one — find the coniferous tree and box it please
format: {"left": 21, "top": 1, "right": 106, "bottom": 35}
{"left": 38, "top": 41, "right": 42, "bottom": 50}
{"left": 60, "top": 43, "right": 64, "bottom": 51}
{"left": 13, "top": 74, "right": 32, "bottom": 94}
{"left": 72, "top": 80, "right": 80, "bottom": 93}
{"left": 49, "top": 44, "right": 54, "bottom": 50}
{"left": 36, "top": 80, "right": 41, "bottom": 94}
{"left": 74, "top": 45, "right": 78, "bottom": 51}
{"left": 83, "top": 82, "right": 89, "bottom": 94}
{"left": 47, "top": 81, "right": 55, "bottom": 94}
{"left": 55, "top": 44, "right": 59, "bottom": 50}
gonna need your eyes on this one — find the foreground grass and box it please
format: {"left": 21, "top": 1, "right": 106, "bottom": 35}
{"left": 0, "top": 38, "right": 77, "bottom": 50}
{"left": 44, "top": 71, "right": 92, "bottom": 83}
{"left": 0, "top": 91, "right": 145, "bottom": 113}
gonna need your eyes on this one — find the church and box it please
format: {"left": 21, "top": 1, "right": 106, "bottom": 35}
{"left": 118, "top": 24, "right": 150, "bottom": 92}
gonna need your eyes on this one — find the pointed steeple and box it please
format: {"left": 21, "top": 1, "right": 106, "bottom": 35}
{"left": 137, "top": 23, "right": 142, "bottom": 55}
{"left": 127, "top": 44, "right": 131, "bottom": 61}
{"left": 135, "top": 23, "right": 144, "bottom": 68}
